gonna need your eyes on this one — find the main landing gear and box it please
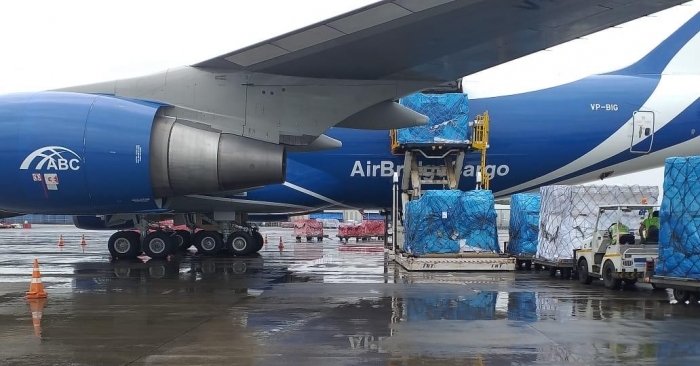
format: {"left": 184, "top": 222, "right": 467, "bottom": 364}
{"left": 107, "top": 214, "right": 265, "bottom": 260}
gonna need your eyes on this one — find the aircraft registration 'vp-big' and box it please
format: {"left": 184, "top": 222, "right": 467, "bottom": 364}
{"left": 0, "top": 0, "right": 696, "bottom": 259}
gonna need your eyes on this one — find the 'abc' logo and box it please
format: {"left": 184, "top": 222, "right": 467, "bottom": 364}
{"left": 20, "top": 146, "right": 82, "bottom": 171}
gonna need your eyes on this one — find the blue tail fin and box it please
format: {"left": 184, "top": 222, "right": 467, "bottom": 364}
{"left": 609, "top": 11, "right": 700, "bottom": 76}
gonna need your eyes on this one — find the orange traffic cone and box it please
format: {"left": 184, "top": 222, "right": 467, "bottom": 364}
{"left": 80, "top": 234, "right": 87, "bottom": 247}
{"left": 57, "top": 235, "right": 64, "bottom": 248}
{"left": 278, "top": 236, "right": 284, "bottom": 250}
{"left": 26, "top": 259, "right": 47, "bottom": 299}
{"left": 27, "top": 297, "right": 47, "bottom": 338}
{"left": 264, "top": 234, "right": 268, "bottom": 244}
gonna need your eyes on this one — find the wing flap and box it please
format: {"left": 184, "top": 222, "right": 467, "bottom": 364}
{"left": 193, "top": 0, "right": 690, "bottom": 81}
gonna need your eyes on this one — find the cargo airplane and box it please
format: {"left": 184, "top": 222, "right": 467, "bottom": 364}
{"left": 0, "top": 0, "right": 695, "bottom": 260}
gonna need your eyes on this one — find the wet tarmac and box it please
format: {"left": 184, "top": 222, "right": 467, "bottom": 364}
{"left": 1, "top": 225, "right": 700, "bottom": 365}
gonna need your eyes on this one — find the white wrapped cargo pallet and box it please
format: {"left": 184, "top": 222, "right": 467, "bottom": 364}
{"left": 536, "top": 184, "right": 659, "bottom": 262}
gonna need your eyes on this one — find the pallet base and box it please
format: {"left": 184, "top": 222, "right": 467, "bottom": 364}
{"left": 294, "top": 235, "right": 329, "bottom": 243}
{"left": 337, "top": 235, "right": 385, "bottom": 243}
{"left": 393, "top": 252, "right": 516, "bottom": 271}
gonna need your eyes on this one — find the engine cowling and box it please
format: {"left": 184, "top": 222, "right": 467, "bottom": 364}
{"left": 0, "top": 91, "right": 286, "bottom": 214}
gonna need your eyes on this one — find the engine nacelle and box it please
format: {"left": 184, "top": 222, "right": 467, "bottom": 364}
{"left": 0, "top": 92, "right": 286, "bottom": 214}
{"left": 149, "top": 115, "right": 286, "bottom": 197}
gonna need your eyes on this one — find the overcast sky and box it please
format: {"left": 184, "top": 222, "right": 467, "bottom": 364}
{"left": 0, "top": 0, "right": 665, "bottom": 197}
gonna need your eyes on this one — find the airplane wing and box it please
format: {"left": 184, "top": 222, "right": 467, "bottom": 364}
{"left": 193, "top": 0, "right": 690, "bottom": 82}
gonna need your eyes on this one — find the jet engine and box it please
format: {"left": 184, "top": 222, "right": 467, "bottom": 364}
{"left": 0, "top": 91, "right": 286, "bottom": 214}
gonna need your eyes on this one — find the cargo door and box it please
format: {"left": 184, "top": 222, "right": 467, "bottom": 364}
{"left": 630, "top": 111, "right": 654, "bottom": 153}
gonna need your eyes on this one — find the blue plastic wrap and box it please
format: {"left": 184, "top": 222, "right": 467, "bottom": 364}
{"left": 656, "top": 156, "right": 700, "bottom": 279}
{"left": 405, "top": 291, "right": 497, "bottom": 321}
{"left": 658, "top": 341, "right": 700, "bottom": 363}
{"left": 397, "top": 93, "right": 470, "bottom": 144}
{"left": 507, "top": 292, "right": 538, "bottom": 322}
{"left": 507, "top": 193, "right": 541, "bottom": 256}
{"left": 404, "top": 190, "right": 499, "bottom": 255}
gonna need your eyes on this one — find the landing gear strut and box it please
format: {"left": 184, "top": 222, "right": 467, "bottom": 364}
{"left": 107, "top": 213, "right": 265, "bottom": 260}
{"left": 107, "top": 215, "right": 176, "bottom": 260}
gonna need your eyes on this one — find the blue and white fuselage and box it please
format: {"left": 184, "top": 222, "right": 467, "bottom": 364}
{"left": 0, "top": 2, "right": 699, "bottom": 221}
{"left": 236, "top": 6, "right": 700, "bottom": 214}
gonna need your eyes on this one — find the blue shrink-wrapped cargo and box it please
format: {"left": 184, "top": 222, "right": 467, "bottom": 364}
{"left": 656, "top": 156, "right": 700, "bottom": 279}
{"left": 396, "top": 93, "right": 470, "bottom": 144}
{"left": 507, "top": 193, "right": 541, "bottom": 256}
{"left": 507, "top": 292, "right": 538, "bottom": 323}
{"left": 404, "top": 190, "right": 499, "bottom": 255}
{"left": 405, "top": 291, "right": 497, "bottom": 321}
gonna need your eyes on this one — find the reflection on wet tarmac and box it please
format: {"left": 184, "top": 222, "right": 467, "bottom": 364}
{"left": 1, "top": 226, "right": 700, "bottom": 365}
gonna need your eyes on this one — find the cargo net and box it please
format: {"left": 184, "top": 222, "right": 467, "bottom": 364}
{"left": 396, "top": 93, "right": 470, "bottom": 144}
{"left": 293, "top": 219, "right": 323, "bottom": 236}
{"left": 338, "top": 220, "right": 385, "bottom": 237}
{"left": 656, "top": 156, "right": 700, "bottom": 278}
{"left": 507, "top": 193, "right": 541, "bottom": 256}
{"left": 536, "top": 184, "right": 659, "bottom": 261}
{"left": 404, "top": 190, "right": 499, "bottom": 256}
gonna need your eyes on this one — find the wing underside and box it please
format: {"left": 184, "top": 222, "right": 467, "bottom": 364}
{"left": 194, "top": 0, "right": 691, "bottom": 82}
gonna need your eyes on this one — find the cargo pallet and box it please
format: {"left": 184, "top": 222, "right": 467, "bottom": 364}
{"left": 337, "top": 235, "right": 385, "bottom": 243}
{"left": 503, "top": 241, "right": 535, "bottom": 270}
{"left": 393, "top": 251, "right": 516, "bottom": 272}
{"left": 645, "top": 275, "right": 700, "bottom": 302}
{"left": 512, "top": 255, "right": 536, "bottom": 270}
{"left": 294, "top": 234, "right": 329, "bottom": 242}
{"left": 533, "top": 257, "right": 575, "bottom": 279}
{"left": 643, "top": 258, "right": 700, "bottom": 302}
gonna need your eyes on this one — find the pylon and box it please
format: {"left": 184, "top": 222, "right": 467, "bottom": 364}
{"left": 26, "top": 259, "right": 47, "bottom": 299}
{"left": 278, "top": 236, "right": 284, "bottom": 250}
{"left": 57, "top": 235, "right": 64, "bottom": 248}
{"left": 27, "top": 297, "right": 47, "bottom": 338}
{"left": 80, "top": 234, "right": 87, "bottom": 247}
{"left": 264, "top": 234, "right": 268, "bottom": 244}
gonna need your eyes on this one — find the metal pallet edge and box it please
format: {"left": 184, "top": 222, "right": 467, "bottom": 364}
{"left": 394, "top": 252, "right": 516, "bottom": 272}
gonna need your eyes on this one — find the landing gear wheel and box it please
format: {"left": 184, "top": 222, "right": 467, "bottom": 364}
{"left": 251, "top": 230, "right": 264, "bottom": 253}
{"left": 603, "top": 261, "right": 622, "bottom": 290}
{"left": 108, "top": 231, "right": 141, "bottom": 259}
{"left": 227, "top": 231, "right": 256, "bottom": 256}
{"left": 172, "top": 230, "right": 192, "bottom": 251}
{"left": 578, "top": 258, "right": 593, "bottom": 285}
{"left": 194, "top": 231, "right": 224, "bottom": 256}
{"left": 142, "top": 231, "right": 174, "bottom": 259}
{"left": 673, "top": 289, "right": 691, "bottom": 303}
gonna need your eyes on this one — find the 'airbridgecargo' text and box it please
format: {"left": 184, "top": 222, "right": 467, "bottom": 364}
{"left": 349, "top": 160, "right": 510, "bottom": 179}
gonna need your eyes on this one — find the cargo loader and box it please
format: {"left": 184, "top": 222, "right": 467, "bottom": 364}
{"left": 386, "top": 94, "right": 515, "bottom": 271}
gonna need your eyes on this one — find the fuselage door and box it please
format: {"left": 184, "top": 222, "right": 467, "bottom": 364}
{"left": 630, "top": 111, "right": 654, "bottom": 154}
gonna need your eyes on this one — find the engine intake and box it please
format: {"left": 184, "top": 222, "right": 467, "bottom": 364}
{"left": 150, "top": 116, "right": 286, "bottom": 197}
